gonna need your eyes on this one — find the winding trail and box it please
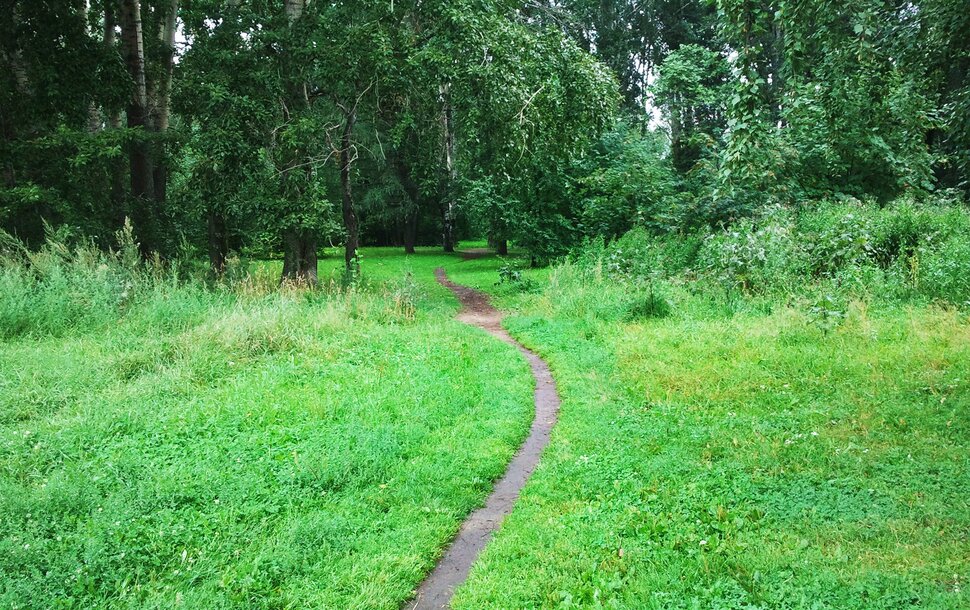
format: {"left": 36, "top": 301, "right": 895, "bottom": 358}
{"left": 457, "top": 247, "right": 493, "bottom": 260}
{"left": 405, "top": 269, "right": 561, "bottom": 610}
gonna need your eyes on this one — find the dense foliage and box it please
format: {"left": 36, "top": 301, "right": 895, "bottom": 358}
{"left": 2, "top": 1, "right": 967, "bottom": 277}
{"left": 578, "top": 197, "right": 970, "bottom": 308}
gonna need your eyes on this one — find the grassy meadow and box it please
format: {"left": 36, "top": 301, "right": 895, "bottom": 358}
{"left": 0, "top": 244, "right": 533, "bottom": 609}
{"left": 451, "top": 277, "right": 969, "bottom": 609}
{"left": 2, "top": 200, "right": 969, "bottom": 609}
{"left": 444, "top": 202, "right": 970, "bottom": 608}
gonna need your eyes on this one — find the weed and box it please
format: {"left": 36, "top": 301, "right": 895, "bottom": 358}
{"left": 497, "top": 262, "right": 539, "bottom": 293}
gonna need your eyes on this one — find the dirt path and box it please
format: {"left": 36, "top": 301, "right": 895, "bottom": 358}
{"left": 405, "top": 269, "right": 561, "bottom": 610}
{"left": 457, "top": 248, "right": 493, "bottom": 260}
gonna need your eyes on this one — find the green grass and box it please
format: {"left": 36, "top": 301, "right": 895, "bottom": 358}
{"left": 3, "top": 241, "right": 968, "bottom": 609}
{"left": 447, "top": 262, "right": 970, "bottom": 609}
{"left": 0, "top": 248, "right": 534, "bottom": 609}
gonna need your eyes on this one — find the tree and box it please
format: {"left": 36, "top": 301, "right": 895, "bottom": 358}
{"left": 119, "top": 0, "right": 157, "bottom": 250}
{"left": 149, "top": 0, "right": 179, "bottom": 205}
{"left": 276, "top": 0, "right": 322, "bottom": 282}
{"left": 653, "top": 44, "right": 729, "bottom": 174}
{"left": 6, "top": 0, "right": 964, "bottom": 271}
{"left": 460, "top": 17, "right": 619, "bottom": 261}
{"left": 536, "top": 0, "right": 718, "bottom": 118}
{"left": 0, "top": 1, "right": 129, "bottom": 245}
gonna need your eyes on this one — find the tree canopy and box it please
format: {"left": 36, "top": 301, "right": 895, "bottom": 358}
{"left": 1, "top": 0, "right": 966, "bottom": 278}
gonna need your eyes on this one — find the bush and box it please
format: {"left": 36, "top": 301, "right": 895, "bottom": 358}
{"left": 804, "top": 206, "right": 876, "bottom": 277}
{"left": 563, "top": 195, "right": 970, "bottom": 308}
{"left": 697, "top": 206, "right": 806, "bottom": 294}
{"left": 917, "top": 235, "right": 970, "bottom": 306}
{"left": 497, "top": 262, "right": 539, "bottom": 293}
{"left": 624, "top": 287, "right": 672, "bottom": 320}
{"left": 572, "top": 228, "right": 704, "bottom": 283}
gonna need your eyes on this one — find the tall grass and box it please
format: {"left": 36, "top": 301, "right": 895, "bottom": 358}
{"left": 0, "top": 222, "right": 205, "bottom": 339}
{"left": 552, "top": 197, "right": 970, "bottom": 324}
{"left": 0, "top": 223, "right": 438, "bottom": 342}
{"left": 0, "top": 243, "right": 535, "bottom": 609}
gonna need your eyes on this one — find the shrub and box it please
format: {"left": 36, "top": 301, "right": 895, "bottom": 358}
{"left": 803, "top": 205, "right": 876, "bottom": 277}
{"left": 624, "top": 287, "right": 672, "bottom": 320}
{"left": 916, "top": 235, "right": 970, "bottom": 306}
{"left": 697, "top": 206, "right": 806, "bottom": 294}
{"left": 564, "top": 195, "right": 970, "bottom": 308}
{"left": 497, "top": 262, "right": 539, "bottom": 293}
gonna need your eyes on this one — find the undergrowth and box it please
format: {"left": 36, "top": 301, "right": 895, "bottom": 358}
{"left": 0, "top": 243, "right": 534, "bottom": 609}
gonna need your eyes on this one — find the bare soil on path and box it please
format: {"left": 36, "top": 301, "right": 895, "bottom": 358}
{"left": 405, "top": 268, "right": 561, "bottom": 609}
{"left": 457, "top": 248, "right": 493, "bottom": 260}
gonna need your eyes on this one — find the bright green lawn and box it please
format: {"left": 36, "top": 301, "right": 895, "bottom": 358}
{"left": 3, "top": 246, "right": 967, "bottom": 609}
{"left": 0, "top": 248, "right": 533, "bottom": 609}
{"left": 447, "top": 262, "right": 970, "bottom": 609}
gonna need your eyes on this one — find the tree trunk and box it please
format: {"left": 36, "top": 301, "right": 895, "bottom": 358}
{"left": 1, "top": 114, "right": 15, "bottom": 188}
{"left": 281, "top": 230, "right": 318, "bottom": 284}
{"left": 207, "top": 209, "right": 229, "bottom": 274}
{"left": 394, "top": 150, "right": 420, "bottom": 255}
{"left": 440, "top": 82, "right": 457, "bottom": 252}
{"left": 1, "top": 6, "right": 29, "bottom": 187}
{"left": 496, "top": 239, "right": 508, "bottom": 255}
{"left": 5, "top": 49, "right": 29, "bottom": 95}
{"left": 284, "top": 0, "right": 305, "bottom": 21}
{"left": 105, "top": 1, "right": 120, "bottom": 132}
{"left": 3, "top": 6, "right": 30, "bottom": 99}
{"left": 154, "top": 0, "right": 178, "bottom": 134}
{"left": 87, "top": 104, "right": 103, "bottom": 133}
{"left": 277, "top": 0, "right": 318, "bottom": 284}
{"left": 0, "top": 77, "right": 18, "bottom": 187}
{"left": 669, "top": 101, "right": 687, "bottom": 173}
{"left": 403, "top": 210, "right": 418, "bottom": 254}
{"left": 150, "top": 0, "right": 179, "bottom": 206}
{"left": 84, "top": 0, "right": 106, "bottom": 132}
{"left": 120, "top": 0, "right": 156, "bottom": 252}
{"left": 769, "top": 19, "right": 785, "bottom": 126}
{"left": 102, "top": 3, "right": 127, "bottom": 226}
{"left": 340, "top": 110, "right": 359, "bottom": 273}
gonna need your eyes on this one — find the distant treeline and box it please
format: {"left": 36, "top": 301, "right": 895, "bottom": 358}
{"left": 1, "top": 1, "right": 967, "bottom": 279}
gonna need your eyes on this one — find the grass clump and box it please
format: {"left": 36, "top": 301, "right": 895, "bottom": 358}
{"left": 0, "top": 222, "right": 219, "bottom": 340}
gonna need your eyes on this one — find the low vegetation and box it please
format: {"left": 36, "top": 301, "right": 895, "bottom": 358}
{"left": 2, "top": 0, "right": 969, "bottom": 607}
{"left": 445, "top": 198, "right": 970, "bottom": 609}
{"left": 0, "top": 238, "right": 534, "bottom": 609}
{"left": 1, "top": 198, "right": 968, "bottom": 608}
